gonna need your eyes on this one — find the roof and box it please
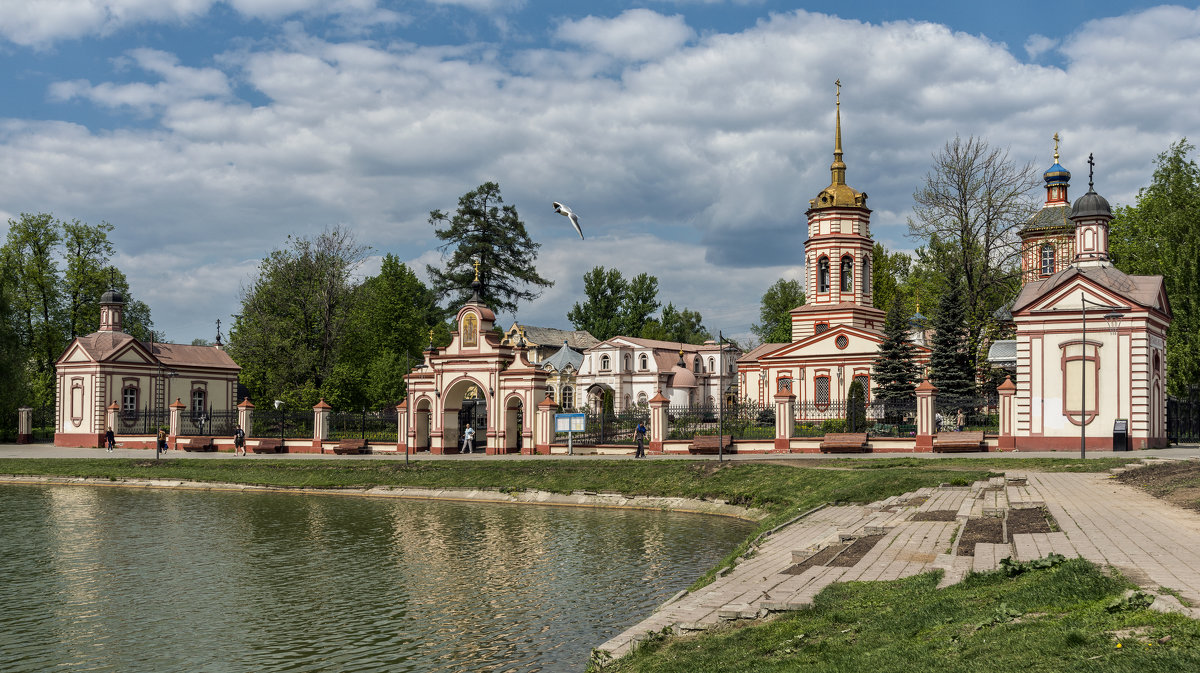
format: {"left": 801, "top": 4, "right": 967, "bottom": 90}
{"left": 986, "top": 340, "right": 1018, "bottom": 365}
{"left": 1020, "top": 204, "right": 1072, "bottom": 235}
{"left": 72, "top": 331, "right": 137, "bottom": 361}
{"left": 738, "top": 343, "right": 788, "bottom": 363}
{"left": 596, "top": 335, "right": 724, "bottom": 352}
{"left": 1011, "top": 264, "right": 1168, "bottom": 316}
{"left": 540, "top": 341, "right": 583, "bottom": 372}
{"left": 508, "top": 324, "right": 599, "bottom": 350}
{"left": 150, "top": 342, "right": 241, "bottom": 370}
{"left": 1071, "top": 189, "right": 1112, "bottom": 221}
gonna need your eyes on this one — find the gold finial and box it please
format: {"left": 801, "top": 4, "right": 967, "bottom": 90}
{"left": 1053, "top": 132, "right": 1060, "bottom": 163}
{"left": 428, "top": 328, "right": 434, "bottom": 346}
{"left": 472, "top": 257, "right": 481, "bottom": 282}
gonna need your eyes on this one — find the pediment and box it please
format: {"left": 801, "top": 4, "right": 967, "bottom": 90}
{"left": 61, "top": 343, "right": 95, "bottom": 363}
{"left": 763, "top": 325, "right": 883, "bottom": 360}
{"left": 1023, "top": 278, "right": 1130, "bottom": 314}
{"left": 111, "top": 343, "right": 155, "bottom": 364}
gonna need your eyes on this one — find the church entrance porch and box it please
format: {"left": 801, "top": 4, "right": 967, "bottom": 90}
{"left": 445, "top": 379, "right": 487, "bottom": 454}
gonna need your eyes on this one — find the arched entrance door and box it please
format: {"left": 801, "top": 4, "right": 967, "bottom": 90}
{"left": 445, "top": 379, "right": 487, "bottom": 454}
{"left": 415, "top": 398, "right": 432, "bottom": 452}
{"left": 505, "top": 397, "right": 523, "bottom": 453}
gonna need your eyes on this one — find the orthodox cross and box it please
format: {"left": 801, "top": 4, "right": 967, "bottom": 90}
{"left": 1053, "top": 132, "right": 1060, "bottom": 162}
{"left": 1088, "top": 152, "right": 1095, "bottom": 190}
{"left": 109, "top": 268, "right": 116, "bottom": 288}
{"left": 472, "top": 257, "right": 481, "bottom": 282}
{"left": 215, "top": 318, "right": 222, "bottom": 346}
{"left": 428, "top": 328, "right": 435, "bottom": 347}
{"left": 835, "top": 79, "right": 841, "bottom": 105}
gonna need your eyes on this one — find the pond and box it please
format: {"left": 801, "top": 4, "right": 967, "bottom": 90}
{"left": 0, "top": 484, "right": 752, "bottom": 672}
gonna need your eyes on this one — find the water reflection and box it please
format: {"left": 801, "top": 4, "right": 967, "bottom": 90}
{"left": 0, "top": 485, "right": 751, "bottom": 673}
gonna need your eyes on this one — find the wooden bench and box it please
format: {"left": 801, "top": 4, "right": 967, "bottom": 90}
{"left": 819, "top": 432, "right": 869, "bottom": 453}
{"left": 332, "top": 438, "right": 369, "bottom": 455}
{"left": 933, "top": 431, "right": 986, "bottom": 452}
{"left": 252, "top": 438, "right": 284, "bottom": 454}
{"left": 177, "top": 436, "right": 215, "bottom": 452}
{"left": 689, "top": 435, "right": 732, "bottom": 454}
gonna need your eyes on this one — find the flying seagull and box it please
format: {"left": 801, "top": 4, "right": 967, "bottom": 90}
{"left": 552, "top": 202, "right": 584, "bottom": 240}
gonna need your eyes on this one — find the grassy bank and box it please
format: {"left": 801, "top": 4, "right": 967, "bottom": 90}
{"left": 601, "top": 558, "right": 1200, "bottom": 672}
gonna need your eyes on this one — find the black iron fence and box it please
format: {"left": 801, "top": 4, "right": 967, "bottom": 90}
{"left": 31, "top": 403, "right": 54, "bottom": 442}
{"left": 329, "top": 408, "right": 398, "bottom": 442}
{"left": 721, "top": 400, "right": 775, "bottom": 439}
{"left": 556, "top": 408, "right": 649, "bottom": 446}
{"left": 251, "top": 409, "right": 314, "bottom": 439}
{"left": 1168, "top": 390, "right": 1200, "bottom": 444}
{"left": 177, "top": 408, "right": 239, "bottom": 436}
{"left": 118, "top": 407, "right": 170, "bottom": 435}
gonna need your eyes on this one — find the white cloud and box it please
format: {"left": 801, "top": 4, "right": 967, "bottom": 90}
{"left": 556, "top": 9, "right": 695, "bottom": 61}
{"left": 3, "top": 7, "right": 1200, "bottom": 342}
{"left": 1024, "top": 34, "right": 1058, "bottom": 60}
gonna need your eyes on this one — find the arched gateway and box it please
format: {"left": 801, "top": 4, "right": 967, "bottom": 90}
{"left": 402, "top": 273, "right": 550, "bottom": 455}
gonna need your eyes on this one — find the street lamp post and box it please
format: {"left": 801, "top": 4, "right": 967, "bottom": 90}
{"left": 718, "top": 331, "right": 725, "bottom": 463}
{"left": 1079, "top": 293, "right": 1123, "bottom": 460}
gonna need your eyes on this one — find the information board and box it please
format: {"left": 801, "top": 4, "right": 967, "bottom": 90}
{"left": 555, "top": 413, "right": 586, "bottom": 433}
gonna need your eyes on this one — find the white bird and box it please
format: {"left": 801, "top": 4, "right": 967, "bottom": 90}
{"left": 552, "top": 202, "right": 584, "bottom": 240}
{"left": 273, "top": 400, "right": 283, "bottom": 410}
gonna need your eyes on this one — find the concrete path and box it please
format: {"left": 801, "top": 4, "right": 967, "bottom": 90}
{"left": 598, "top": 458, "right": 1200, "bottom": 659}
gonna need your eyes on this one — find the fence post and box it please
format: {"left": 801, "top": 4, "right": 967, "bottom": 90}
{"left": 238, "top": 398, "right": 255, "bottom": 437}
{"left": 648, "top": 391, "right": 669, "bottom": 454}
{"left": 168, "top": 398, "right": 185, "bottom": 448}
{"left": 535, "top": 397, "right": 557, "bottom": 455}
{"left": 313, "top": 399, "right": 331, "bottom": 452}
{"left": 774, "top": 389, "right": 795, "bottom": 452}
{"left": 396, "top": 400, "right": 408, "bottom": 452}
{"left": 17, "top": 406, "right": 32, "bottom": 444}
{"left": 915, "top": 379, "right": 937, "bottom": 452}
{"left": 997, "top": 377, "right": 1016, "bottom": 451}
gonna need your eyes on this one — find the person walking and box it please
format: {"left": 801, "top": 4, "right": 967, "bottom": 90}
{"left": 105, "top": 426, "right": 115, "bottom": 453}
{"left": 956, "top": 408, "right": 966, "bottom": 432}
{"left": 234, "top": 424, "right": 246, "bottom": 457}
{"left": 156, "top": 427, "right": 167, "bottom": 458}
{"left": 462, "top": 425, "right": 475, "bottom": 454}
{"left": 634, "top": 421, "right": 647, "bottom": 459}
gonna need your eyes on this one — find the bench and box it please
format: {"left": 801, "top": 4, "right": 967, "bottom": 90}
{"left": 177, "top": 436, "right": 215, "bottom": 452}
{"left": 689, "top": 435, "right": 732, "bottom": 454}
{"left": 332, "top": 438, "right": 369, "bottom": 455}
{"left": 819, "top": 432, "right": 869, "bottom": 453}
{"left": 933, "top": 431, "right": 986, "bottom": 452}
{"left": 252, "top": 438, "right": 284, "bottom": 454}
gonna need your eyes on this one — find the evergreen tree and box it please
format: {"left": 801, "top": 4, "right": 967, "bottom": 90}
{"left": 928, "top": 276, "right": 975, "bottom": 411}
{"left": 620, "top": 272, "right": 660, "bottom": 337}
{"left": 846, "top": 379, "right": 867, "bottom": 432}
{"left": 872, "top": 297, "right": 923, "bottom": 415}
{"left": 426, "top": 182, "right": 553, "bottom": 316}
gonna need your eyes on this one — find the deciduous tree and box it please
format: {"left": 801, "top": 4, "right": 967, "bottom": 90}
{"left": 752, "top": 278, "right": 804, "bottom": 344}
{"left": 567, "top": 267, "right": 628, "bottom": 341}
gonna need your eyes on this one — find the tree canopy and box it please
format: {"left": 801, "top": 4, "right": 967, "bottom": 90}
{"left": 1110, "top": 139, "right": 1200, "bottom": 396}
{"left": 871, "top": 242, "right": 912, "bottom": 317}
{"left": 426, "top": 182, "right": 553, "bottom": 316}
{"left": 752, "top": 278, "right": 804, "bottom": 344}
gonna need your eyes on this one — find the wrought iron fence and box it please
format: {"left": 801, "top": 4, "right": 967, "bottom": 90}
{"left": 329, "top": 408, "right": 399, "bottom": 442}
{"left": 117, "top": 407, "right": 170, "bottom": 435}
{"left": 556, "top": 407, "right": 649, "bottom": 446}
{"left": 251, "top": 409, "right": 313, "bottom": 439}
{"left": 665, "top": 404, "right": 721, "bottom": 440}
{"left": 1168, "top": 390, "right": 1200, "bottom": 444}
{"left": 177, "top": 409, "right": 239, "bottom": 436}
{"left": 721, "top": 400, "right": 775, "bottom": 439}
{"left": 933, "top": 395, "right": 999, "bottom": 433}
{"left": 32, "top": 403, "right": 54, "bottom": 442}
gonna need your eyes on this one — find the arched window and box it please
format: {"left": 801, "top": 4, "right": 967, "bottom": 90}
{"left": 623, "top": 354, "right": 631, "bottom": 371}
{"left": 815, "top": 376, "right": 831, "bottom": 408}
{"left": 817, "top": 257, "right": 830, "bottom": 293}
{"left": 191, "top": 389, "right": 206, "bottom": 413}
{"left": 853, "top": 374, "right": 869, "bottom": 402}
{"left": 600, "top": 355, "right": 611, "bottom": 371}
{"left": 122, "top": 386, "right": 137, "bottom": 417}
{"left": 862, "top": 257, "right": 870, "bottom": 294}
{"left": 708, "top": 357, "right": 715, "bottom": 372}
{"left": 840, "top": 255, "right": 853, "bottom": 292}
{"left": 623, "top": 394, "right": 631, "bottom": 409}
{"left": 815, "top": 322, "right": 829, "bottom": 334}
{"left": 693, "top": 356, "right": 701, "bottom": 373}
{"left": 545, "top": 386, "right": 555, "bottom": 401}
{"left": 1040, "top": 244, "right": 1055, "bottom": 275}
{"left": 637, "top": 392, "right": 648, "bottom": 406}
{"left": 639, "top": 354, "right": 649, "bottom": 370}
{"left": 562, "top": 386, "right": 574, "bottom": 409}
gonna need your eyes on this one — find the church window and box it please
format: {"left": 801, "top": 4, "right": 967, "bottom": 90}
{"left": 853, "top": 374, "right": 869, "bottom": 402}
{"left": 835, "top": 335, "right": 849, "bottom": 349}
{"left": 862, "top": 257, "right": 870, "bottom": 293}
{"left": 1061, "top": 341, "right": 1099, "bottom": 425}
{"left": 815, "top": 322, "right": 829, "bottom": 334}
{"left": 545, "top": 386, "right": 555, "bottom": 402}
{"left": 600, "top": 355, "right": 611, "bottom": 371}
{"left": 562, "top": 386, "right": 575, "bottom": 410}
{"left": 639, "top": 354, "right": 648, "bottom": 370}
{"left": 1040, "top": 244, "right": 1055, "bottom": 276}
{"left": 818, "top": 257, "right": 830, "bottom": 293}
{"left": 623, "top": 354, "right": 631, "bottom": 371}
{"left": 815, "top": 376, "right": 830, "bottom": 408}
{"left": 693, "top": 356, "right": 701, "bottom": 373}
{"left": 637, "top": 392, "right": 648, "bottom": 406}
{"left": 122, "top": 386, "right": 138, "bottom": 416}
{"left": 840, "top": 255, "right": 853, "bottom": 292}
{"left": 708, "top": 357, "right": 715, "bottom": 372}
{"left": 191, "top": 389, "right": 206, "bottom": 415}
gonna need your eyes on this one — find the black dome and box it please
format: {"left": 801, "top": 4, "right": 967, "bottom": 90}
{"left": 100, "top": 288, "right": 125, "bottom": 304}
{"left": 1070, "top": 189, "right": 1111, "bottom": 221}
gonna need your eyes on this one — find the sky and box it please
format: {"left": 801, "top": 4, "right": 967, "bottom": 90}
{"left": 1, "top": 0, "right": 1195, "bottom": 347}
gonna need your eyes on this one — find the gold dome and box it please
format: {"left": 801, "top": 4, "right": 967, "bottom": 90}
{"left": 809, "top": 80, "right": 868, "bottom": 210}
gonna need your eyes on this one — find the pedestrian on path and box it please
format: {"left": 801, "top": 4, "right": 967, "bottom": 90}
{"left": 462, "top": 425, "right": 475, "bottom": 454}
{"left": 234, "top": 425, "right": 246, "bottom": 456}
{"left": 156, "top": 427, "right": 167, "bottom": 458}
{"left": 635, "top": 421, "right": 647, "bottom": 458}
{"left": 956, "top": 408, "right": 965, "bottom": 432}
{"left": 105, "top": 427, "right": 115, "bottom": 452}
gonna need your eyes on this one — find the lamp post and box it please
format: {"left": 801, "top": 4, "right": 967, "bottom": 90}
{"left": 1078, "top": 292, "right": 1123, "bottom": 460}
{"left": 718, "top": 331, "right": 725, "bottom": 463}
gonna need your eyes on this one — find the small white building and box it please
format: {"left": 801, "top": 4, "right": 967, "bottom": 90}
{"left": 54, "top": 288, "right": 240, "bottom": 447}
{"left": 576, "top": 337, "right": 739, "bottom": 411}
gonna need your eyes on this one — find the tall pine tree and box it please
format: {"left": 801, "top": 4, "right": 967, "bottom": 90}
{"left": 928, "top": 276, "right": 976, "bottom": 412}
{"left": 872, "top": 297, "right": 923, "bottom": 416}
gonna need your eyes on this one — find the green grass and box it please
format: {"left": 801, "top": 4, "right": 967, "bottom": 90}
{"left": 601, "top": 559, "right": 1200, "bottom": 672}
{"left": 832, "top": 457, "right": 1141, "bottom": 473}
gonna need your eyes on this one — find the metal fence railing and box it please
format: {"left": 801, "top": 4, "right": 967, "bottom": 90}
{"left": 329, "top": 408, "right": 398, "bottom": 442}
{"left": 1168, "top": 389, "right": 1200, "bottom": 444}
{"left": 556, "top": 408, "right": 649, "bottom": 446}
{"left": 177, "top": 408, "right": 239, "bottom": 436}
{"left": 251, "top": 409, "right": 314, "bottom": 439}
{"left": 117, "top": 407, "right": 170, "bottom": 435}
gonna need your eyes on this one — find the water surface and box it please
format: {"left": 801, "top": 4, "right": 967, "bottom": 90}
{"left": 0, "top": 484, "right": 751, "bottom": 672}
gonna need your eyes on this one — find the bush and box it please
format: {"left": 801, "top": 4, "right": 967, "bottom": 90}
{"left": 847, "top": 380, "right": 867, "bottom": 432}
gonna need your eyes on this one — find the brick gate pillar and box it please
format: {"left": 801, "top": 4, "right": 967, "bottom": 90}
{"left": 774, "top": 389, "right": 795, "bottom": 452}
{"left": 648, "top": 391, "right": 669, "bottom": 454}
{"left": 915, "top": 379, "right": 937, "bottom": 452}
{"left": 237, "top": 398, "right": 254, "bottom": 437}
{"left": 535, "top": 397, "right": 557, "bottom": 455}
{"left": 17, "top": 407, "right": 32, "bottom": 444}
{"left": 997, "top": 377, "right": 1016, "bottom": 451}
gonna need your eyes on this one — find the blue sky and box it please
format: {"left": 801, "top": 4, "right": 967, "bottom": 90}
{"left": 0, "top": 1, "right": 1195, "bottom": 346}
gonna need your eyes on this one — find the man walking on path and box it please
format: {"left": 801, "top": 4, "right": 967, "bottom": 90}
{"left": 105, "top": 427, "right": 115, "bottom": 452}
{"left": 234, "top": 425, "right": 246, "bottom": 456}
{"left": 635, "top": 421, "right": 647, "bottom": 458}
{"left": 462, "top": 425, "right": 475, "bottom": 454}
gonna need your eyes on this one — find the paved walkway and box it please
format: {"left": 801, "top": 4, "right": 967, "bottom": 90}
{"left": 598, "top": 457, "right": 1200, "bottom": 659}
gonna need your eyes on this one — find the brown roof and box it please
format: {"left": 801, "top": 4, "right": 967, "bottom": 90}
{"left": 70, "top": 331, "right": 138, "bottom": 362}
{"left": 508, "top": 324, "right": 599, "bottom": 350}
{"left": 791, "top": 302, "right": 885, "bottom": 315}
{"left": 1020, "top": 205, "right": 1072, "bottom": 234}
{"left": 1012, "top": 265, "right": 1168, "bottom": 315}
{"left": 738, "top": 343, "right": 788, "bottom": 363}
{"left": 149, "top": 342, "right": 241, "bottom": 370}
{"left": 598, "top": 335, "right": 723, "bottom": 352}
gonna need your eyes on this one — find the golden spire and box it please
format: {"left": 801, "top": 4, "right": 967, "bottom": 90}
{"left": 831, "top": 78, "right": 846, "bottom": 186}
{"left": 809, "top": 78, "right": 866, "bottom": 210}
{"left": 1053, "top": 132, "right": 1060, "bottom": 163}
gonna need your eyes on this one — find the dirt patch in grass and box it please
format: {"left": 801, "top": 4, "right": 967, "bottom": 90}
{"left": 1007, "top": 507, "right": 1055, "bottom": 535}
{"left": 785, "top": 544, "right": 847, "bottom": 574}
{"left": 1116, "top": 461, "right": 1200, "bottom": 512}
{"left": 830, "top": 534, "right": 886, "bottom": 567}
{"left": 957, "top": 517, "right": 1004, "bottom": 556}
{"left": 910, "top": 510, "right": 958, "bottom": 522}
